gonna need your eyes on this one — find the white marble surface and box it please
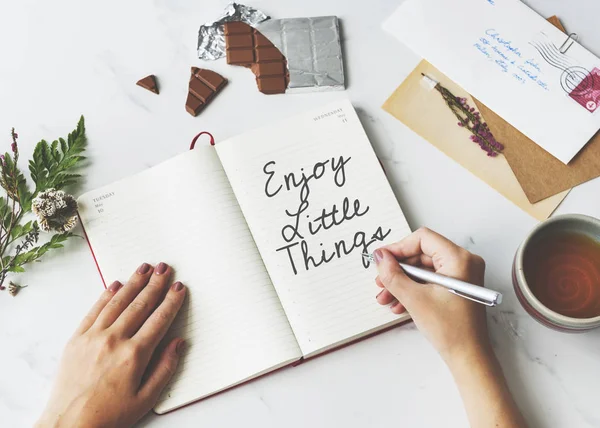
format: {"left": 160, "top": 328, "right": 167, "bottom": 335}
{"left": 1, "top": 0, "right": 599, "bottom": 427}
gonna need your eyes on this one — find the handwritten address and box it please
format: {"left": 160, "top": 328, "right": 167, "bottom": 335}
{"left": 474, "top": 29, "right": 549, "bottom": 91}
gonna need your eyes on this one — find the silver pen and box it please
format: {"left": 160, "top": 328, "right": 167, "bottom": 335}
{"left": 362, "top": 253, "right": 502, "bottom": 307}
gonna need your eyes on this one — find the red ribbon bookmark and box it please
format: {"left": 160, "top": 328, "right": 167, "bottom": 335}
{"left": 189, "top": 131, "right": 215, "bottom": 150}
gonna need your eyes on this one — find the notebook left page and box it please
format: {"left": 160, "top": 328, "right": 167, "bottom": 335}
{"left": 77, "top": 147, "right": 301, "bottom": 414}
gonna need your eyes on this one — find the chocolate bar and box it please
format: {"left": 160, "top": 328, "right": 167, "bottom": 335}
{"left": 224, "top": 21, "right": 289, "bottom": 94}
{"left": 186, "top": 67, "right": 227, "bottom": 117}
{"left": 256, "top": 17, "right": 345, "bottom": 93}
{"left": 196, "top": 3, "right": 269, "bottom": 61}
{"left": 136, "top": 75, "right": 159, "bottom": 94}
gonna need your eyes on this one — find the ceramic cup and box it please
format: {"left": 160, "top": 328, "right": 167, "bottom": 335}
{"left": 512, "top": 214, "right": 600, "bottom": 332}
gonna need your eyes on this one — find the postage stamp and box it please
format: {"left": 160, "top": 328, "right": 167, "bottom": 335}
{"left": 567, "top": 67, "right": 600, "bottom": 113}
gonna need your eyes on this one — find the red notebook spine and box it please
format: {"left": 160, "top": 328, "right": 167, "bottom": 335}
{"left": 78, "top": 212, "right": 107, "bottom": 289}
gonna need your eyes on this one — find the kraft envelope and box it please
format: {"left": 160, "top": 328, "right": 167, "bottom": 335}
{"left": 382, "top": 60, "right": 567, "bottom": 221}
{"left": 473, "top": 17, "right": 600, "bottom": 204}
{"left": 384, "top": 0, "right": 600, "bottom": 164}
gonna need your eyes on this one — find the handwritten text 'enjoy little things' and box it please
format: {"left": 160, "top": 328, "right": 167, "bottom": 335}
{"left": 263, "top": 156, "right": 391, "bottom": 275}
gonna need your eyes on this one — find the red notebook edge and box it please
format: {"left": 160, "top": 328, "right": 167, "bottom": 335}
{"left": 78, "top": 212, "right": 107, "bottom": 289}
{"left": 154, "top": 317, "right": 412, "bottom": 416}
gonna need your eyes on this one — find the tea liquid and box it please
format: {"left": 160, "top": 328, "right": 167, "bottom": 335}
{"left": 524, "top": 231, "right": 600, "bottom": 319}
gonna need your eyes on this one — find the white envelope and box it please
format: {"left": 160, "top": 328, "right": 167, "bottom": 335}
{"left": 384, "top": 0, "right": 600, "bottom": 164}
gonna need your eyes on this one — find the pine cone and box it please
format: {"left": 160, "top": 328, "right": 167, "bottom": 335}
{"left": 32, "top": 189, "right": 78, "bottom": 233}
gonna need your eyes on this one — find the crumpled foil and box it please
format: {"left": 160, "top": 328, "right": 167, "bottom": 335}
{"left": 256, "top": 16, "right": 346, "bottom": 93}
{"left": 197, "top": 2, "right": 269, "bottom": 60}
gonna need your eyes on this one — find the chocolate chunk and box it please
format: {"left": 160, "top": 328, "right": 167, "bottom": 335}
{"left": 192, "top": 68, "right": 227, "bottom": 91}
{"left": 189, "top": 78, "right": 214, "bottom": 102}
{"left": 185, "top": 68, "right": 227, "bottom": 117}
{"left": 185, "top": 93, "right": 204, "bottom": 116}
{"left": 257, "top": 76, "right": 287, "bottom": 94}
{"left": 256, "top": 46, "right": 283, "bottom": 62}
{"left": 226, "top": 49, "right": 255, "bottom": 66}
{"left": 254, "top": 62, "right": 285, "bottom": 76}
{"left": 226, "top": 34, "right": 254, "bottom": 49}
{"left": 136, "top": 75, "right": 159, "bottom": 94}
{"left": 253, "top": 33, "right": 272, "bottom": 47}
{"left": 224, "top": 21, "right": 252, "bottom": 35}
{"left": 224, "top": 21, "right": 289, "bottom": 95}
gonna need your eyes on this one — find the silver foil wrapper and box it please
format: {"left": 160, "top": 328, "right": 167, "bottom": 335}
{"left": 256, "top": 16, "right": 345, "bottom": 93}
{"left": 197, "top": 3, "right": 269, "bottom": 60}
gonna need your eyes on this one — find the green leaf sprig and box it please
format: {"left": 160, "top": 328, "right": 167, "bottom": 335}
{"left": 0, "top": 117, "right": 87, "bottom": 293}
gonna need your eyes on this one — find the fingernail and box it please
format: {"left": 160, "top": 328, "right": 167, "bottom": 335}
{"left": 373, "top": 249, "right": 384, "bottom": 265}
{"left": 108, "top": 281, "right": 122, "bottom": 293}
{"left": 172, "top": 281, "right": 184, "bottom": 292}
{"left": 155, "top": 262, "right": 168, "bottom": 275}
{"left": 176, "top": 340, "right": 186, "bottom": 356}
{"left": 376, "top": 290, "right": 384, "bottom": 299}
{"left": 137, "top": 263, "right": 151, "bottom": 274}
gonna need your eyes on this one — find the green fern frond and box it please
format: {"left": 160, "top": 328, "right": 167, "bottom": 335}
{"left": 28, "top": 115, "right": 86, "bottom": 195}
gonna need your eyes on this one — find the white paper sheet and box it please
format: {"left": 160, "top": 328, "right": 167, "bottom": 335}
{"left": 216, "top": 99, "right": 412, "bottom": 357}
{"left": 384, "top": 0, "right": 600, "bottom": 164}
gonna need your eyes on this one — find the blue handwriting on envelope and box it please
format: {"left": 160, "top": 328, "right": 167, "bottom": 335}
{"left": 384, "top": 0, "right": 600, "bottom": 164}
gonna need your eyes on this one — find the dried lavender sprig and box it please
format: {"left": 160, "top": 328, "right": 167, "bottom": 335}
{"left": 428, "top": 78, "right": 504, "bottom": 156}
{"left": 442, "top": 91, "right": 503, "bottom": 156}
{"left": 10, "top": 128, "right": 18, "bottom": 155}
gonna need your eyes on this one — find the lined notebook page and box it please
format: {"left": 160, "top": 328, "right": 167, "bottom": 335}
{"left": 77, "top": 147, "right": 301, "bottom": 414}
{"left": 216, "top": 99, "right": 412, "bottom": 357}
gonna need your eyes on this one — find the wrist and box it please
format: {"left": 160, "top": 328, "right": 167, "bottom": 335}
{"left": 442, "top": 339, "right": 496, "bottom": 375}
{"left": 36, "top": 405, "right": 80, "bottom": 428}
{"left": 441, "top": 340, "right": 527, "bottom": 427}
{"left": 35, "top": 413, "right": 59, "bottom": 428}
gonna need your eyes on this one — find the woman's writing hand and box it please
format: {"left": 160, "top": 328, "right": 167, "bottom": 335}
{"left": 373, "top": 227, "right": 489, "bottom": 363}
{"left": 374, "top": 228, "right": 527, "bottom": 427}
{"left": 36, "top": 263, "right": 186, "bottom": 428}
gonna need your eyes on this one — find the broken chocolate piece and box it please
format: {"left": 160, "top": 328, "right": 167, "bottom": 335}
{"left": 192, "top": 67, "right": 226, "bottom": 90}
{"left": 185, "top": 68, "right": 227, "bottom": 117}
{"left": 136, "top": 75, "right": 159, "bottom": 94}
{"left": 185, "top": 93, "right": 203, "bottom": 116}
{"left": 224, "top": 21, "right": 289, "bottom": 95}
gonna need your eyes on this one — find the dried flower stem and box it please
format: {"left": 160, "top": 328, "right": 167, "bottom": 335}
{"left": 0, "top": 226, "right": 39, "bottom": 287}
{"left": 424, "top": 74, "right": 504, "bottom": 157}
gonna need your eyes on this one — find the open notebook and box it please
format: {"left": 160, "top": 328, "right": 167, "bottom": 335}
{"left": 77, "top": 99, "right": 412, "bottom": 414}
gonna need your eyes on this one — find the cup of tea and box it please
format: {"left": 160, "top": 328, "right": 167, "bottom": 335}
{"left": 512, "top": 214, "right": 600, "bottom": 332}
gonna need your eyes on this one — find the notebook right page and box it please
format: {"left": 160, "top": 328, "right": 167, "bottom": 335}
{"left": 216, "top": 99, "right": 412, "bottom": 357}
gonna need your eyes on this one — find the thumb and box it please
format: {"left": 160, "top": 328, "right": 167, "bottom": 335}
{"left": 374, "top": 249, "right": 417, "bottom": 302}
